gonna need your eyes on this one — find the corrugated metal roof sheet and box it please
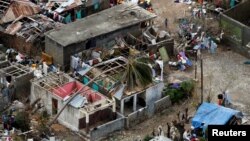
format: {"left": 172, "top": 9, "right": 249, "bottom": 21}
{"left": 0, "top": 0, "right": 41, "bottom": 24}
{"left": 4, "top": 14, "right": 63, "bottom": 42}
{"left": 69, "top": 94, "right": 88, "bottom": 108}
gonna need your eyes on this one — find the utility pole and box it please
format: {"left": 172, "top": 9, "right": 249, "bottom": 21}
{"left": 195, "top": 50, "right": 198, "bottom": 80}
{"left": 200, "top": 59, "right": 203, "bottom": 104}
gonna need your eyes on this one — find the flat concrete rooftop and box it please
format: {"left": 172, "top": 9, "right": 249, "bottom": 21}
{"left": 45, "top": 3, "right": 156, "bottom": 47}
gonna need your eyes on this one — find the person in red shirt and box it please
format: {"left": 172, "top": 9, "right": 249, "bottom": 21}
{"left": 217, "top": 94, "right": 224, "bottom": 106}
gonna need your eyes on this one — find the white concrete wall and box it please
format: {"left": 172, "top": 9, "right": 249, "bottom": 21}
{"left": 145, "top": 82, "right": 165, "bottom": 116}
{"left": 30, "top": 83, "right": 53, "bottom": 115}
{"left": 31, "top": 83, "right": 81, "bottom": 131}
{"left": 57, "top": 101, "right": 81, "bottom": 131}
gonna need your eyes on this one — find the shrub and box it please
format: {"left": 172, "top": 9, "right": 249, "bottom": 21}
{"left": 166, "top": 88, "right": 184, "bottom": 103}
{"left": 14, "top": 111, "right": 30, "bottom": 132}
{"left": 180, "top": 80, "right": 195, "bottom": 95}
{"left": 165, "top": 80, "right": 195, "bottom": 103}
{"left": 144, "top": 135, "right": 153, "bottom": 141}
{"left": 37, "top": 110, "right": 50, "bottom": 134}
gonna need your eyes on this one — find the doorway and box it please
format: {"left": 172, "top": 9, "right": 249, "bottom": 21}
{"left": 52, "top": 98, "right": 58, "bottom": 115}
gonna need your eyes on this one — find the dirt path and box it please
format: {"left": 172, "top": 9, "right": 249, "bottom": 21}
{"left": 152, "top": 0, "right": 191, "bottom": 33}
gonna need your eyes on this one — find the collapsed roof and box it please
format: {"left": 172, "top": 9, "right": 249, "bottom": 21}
{"left": 32, "top": 72, "right": 114, "bottom": 113}
{"left": 4, "top": 14, "right": 63, "bottom": 42}
{"left": 82, "top": 56, "right": 128, "bottom": 94}
{"left": 0, "top": 0, "right": 41, "bottom": 24}
{"left": 0, "top": 61, "right": 31, "bottom": 78}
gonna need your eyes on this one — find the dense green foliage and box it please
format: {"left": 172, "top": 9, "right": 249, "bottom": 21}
{"left": 143, "top": 135, "right": 153, "bottom": 141}
{"left": 14, "top": 111, "right": 30, "bottom": 132}
{"left": 122, "top": 58, "right": 153, "bottom": 91}
{"left": 165, "top": 80, "right": 195, "bottom": 103}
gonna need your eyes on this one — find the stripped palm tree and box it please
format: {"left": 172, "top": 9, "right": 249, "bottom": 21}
{"left": 121, "top": 57, "right": 153, "bottom": 91}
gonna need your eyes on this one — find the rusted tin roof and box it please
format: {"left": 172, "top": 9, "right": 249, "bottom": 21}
{"left": 0, "top": 0, "right": 41, "bottom": 24}
{"left": 4, "top": 14, "right": 64, "bottom": 42}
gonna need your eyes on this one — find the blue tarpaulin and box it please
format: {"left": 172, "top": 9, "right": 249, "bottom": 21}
{"left": 192, "top": 102, "right": 242, "bottom": 130}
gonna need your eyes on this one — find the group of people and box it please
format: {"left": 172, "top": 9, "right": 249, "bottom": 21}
{"left": 1, "top": 111, "right": 15, "bottom": 131}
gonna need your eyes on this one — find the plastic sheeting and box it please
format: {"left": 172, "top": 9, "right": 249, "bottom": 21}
{"left": 192, "top": 102, "right": 242, "bottom": 130}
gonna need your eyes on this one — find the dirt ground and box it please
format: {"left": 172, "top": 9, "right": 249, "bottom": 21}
{"left": 152, "top": 0, "right": 192, "bottom": 33}
{"left": 198, "top": 48, "right": 250, "bottom": 115}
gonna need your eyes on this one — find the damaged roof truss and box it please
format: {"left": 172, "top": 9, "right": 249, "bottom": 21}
{"left": 0, "top": 62, "right": 31, "bottom": 78}
{"left": 32, "top": 72, "right": 71, "bottom": 92}
{"left": 84, "top": 57, "right": 127, "bottom": 91}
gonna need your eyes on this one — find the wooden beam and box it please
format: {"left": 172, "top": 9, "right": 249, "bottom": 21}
{"left": 0, "top": 1, "right": 11, "bottom": 5}
{"left": 2, "top": 64, "right": 29, "bottom": 73}
{"left": 0, "top": 5, "right": 8, "bottom": 8}
{"left": 7, "top": 69, "right": 24, "bottom": 75}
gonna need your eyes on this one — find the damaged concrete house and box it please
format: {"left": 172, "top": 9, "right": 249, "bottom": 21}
{"left": 44, "top": 3, "right": 157, "bottom": 71}
{"left": 30, "top": 72, "right": 127, "bottom": 139}
{"left": 0, "top": 0, "right": 110, "bottom": 57}
{"left": 0, "top": 61, "right": 33, "bottom": 102}
{"left": 0, "top": 0, "right": 42, "bottom": 55}
{"left": 220, "top": 0, "right": 250, "bottom": 58}
{"left": 0, "top": 0, "right": 40, "bottom": 24}
{"left": 79, "top": 56, "right": 171, "bottom": 127}
{"left": 0, "top": 14, "right": 63, "bottom": 56}
{"left": 44, "top": 0, "right": 110, "bottom": 24}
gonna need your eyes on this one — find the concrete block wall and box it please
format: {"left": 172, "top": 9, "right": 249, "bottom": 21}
{"left": 126, "top": 106, "right": 148, "bottom": 128}
{"left": 15, "top": 72, "right": 34, "bottom": 99}
{"left": 30, "top": 84, "right": 53, "bottom": 115}
{"left": 0, "top": 32, "right": 43, "bottom": 56}
{"left": 45, "top": 37, "right": 64, "bottom": 68}
{"left": 145, "top": 82, "right": 165, "bottom": 117}
{"left": 31, "top": 79, "right": 81, "bottom": 131}
{"left": 220, "top": 0, "right": 250, "bottom": 58}
{"left": 154, "top": 95, "right": 171, "bottom": 113}
{"left": 220, "top": 14, "right": 250, "bottom": 58}
{"left": 45, "top": 24, "right": 141, "bottom": 71}
{"left": 90, "top": 113, "right": 125, "bottom": 141}
{"left": 57, "top": 101, "right": 80, "bottom": 131}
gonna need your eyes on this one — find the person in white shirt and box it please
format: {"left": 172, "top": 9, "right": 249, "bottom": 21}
{"left": 183, "top": 129, "right": 191, "bottom": 141}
